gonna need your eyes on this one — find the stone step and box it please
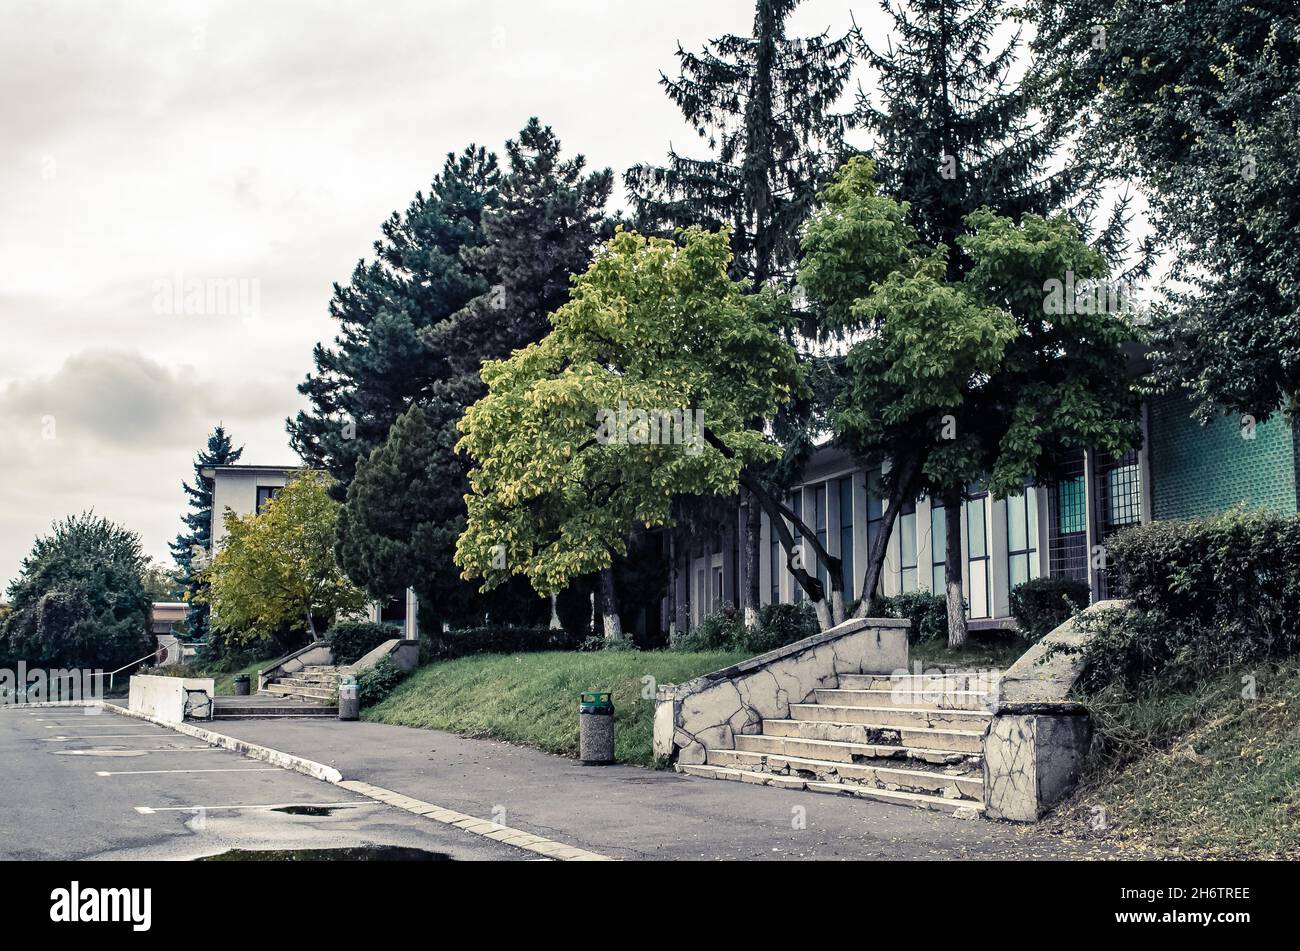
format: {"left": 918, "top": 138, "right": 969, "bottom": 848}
{"left": 763, "top": 718, "right": 987, "bottom": 753}
{"left": 815, "top": 688, "right": 994, "bottom": 711}
{"left": 791, "top": 702, "right": 993, "bottom": 732}
{"left": 212, "top": 710, "right": 338, "bottom": 719}
{"left": 838, "top": 672, "right": 1001, "bottom": 692}
{"left": 734, "top": 732, "right": 978, "bottom": 767}
{"left": 678, "top": 764, "right": 983, "bottom": 818}
{"left": 276, "top": 676, "right": 340, "bottom": 689}
{"left": 705, "top": 748, "right": 983, "bottom": 800}
{"left": 262, "top": 683, "right": 336, "bottom": 702}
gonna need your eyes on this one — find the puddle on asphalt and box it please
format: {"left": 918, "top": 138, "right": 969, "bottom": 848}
{"left": 197, "top": 847, "right": 451, "bottom": 862}
{"left": 272, "top": 805, "right": 341, "bottom": 816}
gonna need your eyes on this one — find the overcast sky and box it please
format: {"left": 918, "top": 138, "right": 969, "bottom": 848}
{"left": 0, "top": 0, "right": 894, "bottom": 589}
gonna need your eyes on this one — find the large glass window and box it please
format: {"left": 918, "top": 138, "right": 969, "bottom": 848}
{"left": 255, "top": 485, "right": 280, "bottom": 514}
{"left": 791, "top": 491, "right": 804, "bottom": 603}
{"left": 814, "top": 483, "right": 828, "bottom": 596}
{"left": 966, "top": 487, "right": 990, "bottom": 618}
{"left": 930, "top": 497, "right": 946, "bottom": 594}
{"left": 769, "top": 513, "right": 780, "bottom": 605}
{"left": 899, "top": 499, "right": 918, "bottom": 592}
{"left": 838, "top": 477, "right": 855, "bottom": 601}
{"left": 1006, "top": 485, "right": 1040, "bottom": 590}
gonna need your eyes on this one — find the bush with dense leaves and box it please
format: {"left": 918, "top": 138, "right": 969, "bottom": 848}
{"left": 879, "top": 591, "right": 948, "bottom": 641}
{"left": 1070, "top": 510, "right": 1300, "bottom": 693}
{"left": 432, "top": 625, "right": 581, "bottom": 660}
{"left": 1009, "top": 577, "right": 1090, "bottom": 640}
{"left": 356, "top": 656, "right": 406, "bottom": 706}
{"left": 672, "top": 602, "right": 819, "bottom": 654}
{"left": 325, "top": 621, "right": 397, "bottom": 665}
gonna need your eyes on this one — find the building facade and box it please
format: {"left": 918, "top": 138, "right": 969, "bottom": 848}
{"left": 668, "top": 396, "right": 1300, "bottom": 632}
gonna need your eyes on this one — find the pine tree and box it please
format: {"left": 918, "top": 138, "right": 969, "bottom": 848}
{"left": 847, "top": 0, "right": 1117, "bottom": 645}
{"left": 287, "top": 146, "right": 501, "bottom": 495}
{"left": 336, "top": 120, "right": 611, "bottom": 625}
{"left": 627, "top": 0, "right": 856, "bottom": 288}
{"left": 628, "top": 0, "right": 856, "bottom": 626}
{"left": 170, "top": 425, "right": 243, "bottom": 642}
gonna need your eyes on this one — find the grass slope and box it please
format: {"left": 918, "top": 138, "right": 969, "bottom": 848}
{"left": 363, "top": 650, "right": 747, "bottom": 767}
{"left": 1046, "top": 662, "right": 1300, "bottom": 858}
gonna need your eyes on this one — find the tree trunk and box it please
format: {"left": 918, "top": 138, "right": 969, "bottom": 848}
{"left": 743, "top": 492, "right": 762, "bottom": 629}
{"left": 853, "top": 455, "right": 922, "bottom": 619}
{"left": 598, "top": 567, "right": 623, "bottom": 641}
{"left": 549, "top": 593, "right": 562, "bottom": 630}
{"left": 739, "top": 475, "right": 835, "bottom": 629}
{"left": 943, "top": 486, "right": 969, "bottom": 648}
{"left": 305, "top": 607, "right": 317, "bottom": 641}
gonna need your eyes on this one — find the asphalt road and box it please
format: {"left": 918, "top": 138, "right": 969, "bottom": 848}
{"left": 0, "top": 706, "right": 528, "bottom": 861}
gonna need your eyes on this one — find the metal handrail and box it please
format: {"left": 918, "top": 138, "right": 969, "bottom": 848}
{"left": 87, "top": 646, "right": 167, "bottom": 693}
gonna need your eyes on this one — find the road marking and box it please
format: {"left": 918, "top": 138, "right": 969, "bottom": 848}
{"left": 134, "top": 801, "right": 381, "bottom": 814}
{"left": 336, "top": 779, "right": 612, "bottom": 861}
{"left": 97, "top": 767, "right": 282, "bottom": 777}
{"left": 43, "top": 734, "right": 165, "bottom": 741}
{"left": 53, "top": 747, "right": 212, "bottom": 756}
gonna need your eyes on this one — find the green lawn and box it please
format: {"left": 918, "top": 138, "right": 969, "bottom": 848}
{"left": 363, "top": 650, "right": 747, "bottom": 767}
{"left": 910, "top": 636, "right": 1032, "bottom": 671}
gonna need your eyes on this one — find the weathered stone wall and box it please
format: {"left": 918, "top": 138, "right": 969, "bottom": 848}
{"left": 983, "top": 601, "right": 1126, "bottom": 821}
{"left": 654, "top": 617, "right": 909, "bottom": 765}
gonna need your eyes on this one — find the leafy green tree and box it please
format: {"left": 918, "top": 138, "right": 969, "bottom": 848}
{"left": 170, "top": 425, "right": 242, "bottom": 641}
{"left": 628, "top": 0, "right": 856, "bottom": 625}
{"left": 801, "top": 158, "right": 1141, "bottom": 644}
{"left": 1, "top": 513, "right": 154, "bottom": 669}
{"left": 201, "top": 472, "right": 367, "bottom": 649}
{"left": 1024, "top": 0, "right": 1300, "bottom": 420}
{"left": 288, "top": 146, "right": 501, "bottom": 495}
{"left": 455, "top": 228, "right": 814, "bottom": 632}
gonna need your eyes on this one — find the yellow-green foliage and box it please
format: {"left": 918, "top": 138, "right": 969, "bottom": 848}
{"left": 200, "top": 471, "right": 366, "bottom": 646}
{"left": 455, "top": 226, "right": 801, "bottom": 595}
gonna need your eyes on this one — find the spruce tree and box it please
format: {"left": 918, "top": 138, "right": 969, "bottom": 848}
{"left": 627, "top": 0, "right": 856, "bottom": 626}
{"left": 170, "top": 425, "right": 243, "bottom": 642}
{"left": 287, "top": 146, "right": 501, "bottom": 495}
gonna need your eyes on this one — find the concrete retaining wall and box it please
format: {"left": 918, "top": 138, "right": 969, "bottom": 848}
{"left": 128, "top": 675, "right": 215, "bottom": 723}
{"left": 654, "top": 616, "right": 910, "bottom": 765}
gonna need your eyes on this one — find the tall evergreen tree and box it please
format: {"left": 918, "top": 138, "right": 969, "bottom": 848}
{"left": 627, "top": 0, "right": 856, "bottom": 626}
{"left": 170, "top": 425, "right": 243, "bottom": 642}
{"left": 287, "top": 146, "right": 501, "bottom": 495}
{"left": 844, "top": 0, "right": 1122, "bottom": 643}
{"left": 337, "top": 120, "right": 611, "bottom": 628}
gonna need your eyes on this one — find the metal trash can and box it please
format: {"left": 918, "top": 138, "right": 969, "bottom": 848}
{"left": 338, "top": 677, "right": 360, "bottom": 721}
{"left": 233, "top": 674, "right": 251, "bottom": 696}
{"left": 579, "top": 691, "right": 614, "bottom": 765}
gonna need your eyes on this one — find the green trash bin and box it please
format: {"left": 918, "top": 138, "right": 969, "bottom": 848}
{"left": 579, "top": 691, "right": 614, "bottom": 765}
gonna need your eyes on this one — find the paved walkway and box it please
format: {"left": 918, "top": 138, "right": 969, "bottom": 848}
{"left": 197, "top": 717, "right": 1113, "bottom": 860}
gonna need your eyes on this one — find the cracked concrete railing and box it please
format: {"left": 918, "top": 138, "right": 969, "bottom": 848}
{"left": 654, "top": 616, "right": 910, "bottom": 766}
{"left": 983, "top": 599, "right": 1127, "bottom": 822}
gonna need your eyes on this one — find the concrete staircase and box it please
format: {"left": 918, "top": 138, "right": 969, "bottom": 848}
{"left": 681, "top": 671, "right": 999, "bottom": 817}
{"left": 261, "top": 664, "right": 341, "bottom": 704}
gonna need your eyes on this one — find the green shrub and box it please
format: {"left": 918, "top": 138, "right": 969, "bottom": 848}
{"left": 1109, "top": 508, "right": 1300, "bottom": 655}
{"left": 433, "top": 624, "right": 581, "bottom": 659}
{"left": 879, "top": 591, "right": 947, "bottom": 641}
{"left": 673, "top": 606, "right": 743, "bottom": 652}
{"left": 1009, "top": 576, "right": 1090, "bottom": 640}
{"left": 741, "top": 602, "right": 820, "bottom": 653}
{"left": 325, "top": 621, "right": 397, "bottom": 665}
{"left": 356, "top": 656, "right": 405, "bottom": 706}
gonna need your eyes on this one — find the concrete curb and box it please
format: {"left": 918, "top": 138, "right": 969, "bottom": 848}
{"left": 103, "top": 703, "right": 613, "bottom": 861}
{"left": 104, "top": 703, "right": 343, "bottom": 783}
